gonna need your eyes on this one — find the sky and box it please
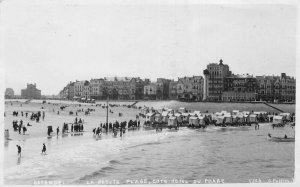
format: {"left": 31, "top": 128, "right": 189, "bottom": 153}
{"left": 0, "top": 0, "right": 297, "bottom": 95}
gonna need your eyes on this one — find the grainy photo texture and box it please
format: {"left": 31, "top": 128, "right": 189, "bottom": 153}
{"left": 0, "top": 0, "right": 297, "bottom": 185}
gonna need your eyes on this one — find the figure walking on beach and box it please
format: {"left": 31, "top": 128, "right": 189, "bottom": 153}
{"left": 57, "top": 126, "right": 59, "bottom": 136}
{"left": 42, "top": 143, "right": 46, "bottom": 155}
{"left": 16, "top": 145, "right": 21, "bottom": 157}
{"left": 18, "top": 123, "right": 22, "bottom": 134}
{"left": 22, "top": 126, "right": 27, "bottom": 135}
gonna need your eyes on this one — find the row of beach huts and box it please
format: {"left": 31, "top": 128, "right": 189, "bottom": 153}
{"left": 139, "top": 107, "right": 294, "bottom": 129}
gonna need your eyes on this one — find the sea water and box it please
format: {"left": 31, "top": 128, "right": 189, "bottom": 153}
{"left": 4, "top": 125, "right": 294, "bottom": 184}
{"left": 4, "top": 100, "right": 295, "bottom": 184}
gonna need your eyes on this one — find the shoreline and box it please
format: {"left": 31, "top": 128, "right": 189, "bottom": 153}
{"left": 5, "top": 99, "right": 296, "bottom": 105}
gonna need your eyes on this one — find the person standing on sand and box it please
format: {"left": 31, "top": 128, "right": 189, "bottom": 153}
{"left": 22, "top": 126, "right": 27, "bottom": 135}
{"left": 18, "top": 123, "right": 22, "bottom": 134}
{"left": 42, "top": 143, "right": 46, "bottom": 155}
{"left": 57, "top": 126, "right": 59, "bottom": 136}
{"left": 71, "top": 124, "right": 74, "bottom": 132}
{"left": 16, "top": 145, "right": 21, "bottom": 157}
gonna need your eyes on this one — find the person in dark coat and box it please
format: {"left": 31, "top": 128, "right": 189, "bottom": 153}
{"left": 42, "top": 143, "right": 46, "bottom": 155}
{"left": 16, "top": 145, "right": 21, "bottom": 157}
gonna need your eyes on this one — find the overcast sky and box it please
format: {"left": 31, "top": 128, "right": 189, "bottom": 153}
{"left": 0, "top": 0, "right": 297, "bottom": 95}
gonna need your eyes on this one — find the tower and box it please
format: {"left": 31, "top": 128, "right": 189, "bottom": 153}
{"left": 203, "top": 69, "right": 210, "bottom": 101}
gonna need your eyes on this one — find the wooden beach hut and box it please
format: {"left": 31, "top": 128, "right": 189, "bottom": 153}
{"left": 175, "top": 113, "right": 183, "bottom": 123}
{"left": 249, "top": 114, "right": 258, "bottom": 124}
{"left": 182, "top": 113, "right": 190, "bottom": 122}
{"left": 178, "top": 107, "right": 187, "bottom": 113}
{"left": 168, "top": 116, "right": 178, "bottom": 128}
{"left": 161, "top": 111, "right": 169, "bottom": 123}
{"left": 216, "top": 116, "right": 225, "bottom": 126}
{"left": 189, "top": 116, "right": 199, "bottom": 127}
{"left": 273, "top": 115, "right": 284, "bottom": 127}
{"left": 232, "top": 110, "right": 240, "bottom": 115}
{"left": 155, "top": 113, "right": 162, "bottom": 123}
{"left": 146, "top": 112, "right": 155, "bottom": 123}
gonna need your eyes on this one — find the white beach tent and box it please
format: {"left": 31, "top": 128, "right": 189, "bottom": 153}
{"left": 249, "top": 114, "right": 258, "bottom": 123}
{"left": 279, "top": 113, "right": 291, "bottom": 121}
{"left": 232, "top": 110, "right": 240, "bottom": 115}
{"left": 154, "top": 113, "right": 162, "bottom": 123}
{"left": 242, "top": 111, "right": 250, "bottom": 116}
{"left": 189, "top": 116, "right": 199, "bottom": 126}
{"left": 178, "top": 107, "right": 187, "bottom": 113}
{"left": 216, "top": 116, "right": 225, "bottom": 125}
{"left": 198, "top": 116, "right": 205, "bottom": 126}
{"left": 273, "top": 115, "right": 284, "bottom": 125}
{"left": 182, "top": 113, "right": 190, "bottom": 122}
{"left": 146, "top": 113, "right": 155, "bottom": 123}
{"left": 161, "top": 111, "right": 169, "bottom": 123}
{"left": 168, "top": 116, "right": 178, "bottom": 127}
{"left": 141, "top": 107, "right": 149, "bottom": 115}
{"left": 174, "top": 113, "right": 183, "bottom": 123}
{"left": 224, "top": 114, "right": 233, "bottom": 124}
{"left": 194, "top": 111, "right": 201, "bottom": 116}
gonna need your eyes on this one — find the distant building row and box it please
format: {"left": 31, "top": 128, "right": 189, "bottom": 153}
{"left": 5, "top": 83, "right": 41, "bottom": 99}
{"left": 59, "top": 59, "right": 295, "bottom": 102}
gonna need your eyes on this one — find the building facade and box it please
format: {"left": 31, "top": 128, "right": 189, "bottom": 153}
{"left": 205, "top": 59, "right": 231, "bottom": 101}
{"left": 176, "top": 76, "right": 204, "bottom": 101}
{"left": 144, "top": 83, "right": 157, "bottom": 100}
{"left": 74, "top": 81, "right": 85, "bottom": 98}
{"left": 5, "top": 88, "right": 14, "bottom": 99}
{"left": 156, "top": 78, "right": 172, "bottom": 100}
{"left": 21, "top": 83, "right": 41, "bottom": 99}
{"left": 222, "top": 74, "right": 257, "bottom": 101}
{"left": 169, "top": 81, "right": 178, "bottom": 100}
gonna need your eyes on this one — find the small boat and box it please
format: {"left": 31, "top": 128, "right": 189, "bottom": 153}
{"left": 267, "top": 136, "right": 295, "bottom": 142}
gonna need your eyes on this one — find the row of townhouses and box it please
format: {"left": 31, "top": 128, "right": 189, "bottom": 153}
{"left": 59, "top": 60, "right": 296, "bottom": 102}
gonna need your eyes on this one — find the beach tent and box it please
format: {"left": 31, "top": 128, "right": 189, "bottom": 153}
{"left": 198, "top": 116, "right": 205, "bottom": 126}
{"left": 168, "top": 116, "right": 178, "bottom": 127}
{"left": 267, "top": 115, "right": 274, "bottom": 122}
{"left": 232, "top": 110, "right": 240, "bottom": 115}
{"left": 249, "top": 114, "right": 258, "bottom": 123}
{"left": 161, "top": 111, "right": 169, "bottom": 123}
{"left": 194, "top": 111, "right": 201, "bottom": 116}
{"left": 232, "top": 115, "right": 238, "bottom": 123}
{"left": 182, "top": 113, "right": 190, "bottom": 122}
{"left": 154, "top": 113, "right": 162, "bottom": 123}
{"left": 279, "top": 113, "right": 291, "bottom": 121}
{"left": 141, "top": 107, "right": 149, "bottom": 115}
{"left": 189, "top": 116, "right": 199, "bottom": 126}
{"left": 224, "top": 115, "right": 233, "bottom": 124}
{"left": 174, "top": 113, "right": 183, "bottom": 123}
{"left": 273, "top": 115, "right": 284, "bottom": 125}
{"left": 216, "top": 116, "right": 225, "bottom": 125}
{"left": 178, "top": 107, "right": 187, "bottom": 113}
{"left": 146, "top": 113, "right": 155, "bottom": 123}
